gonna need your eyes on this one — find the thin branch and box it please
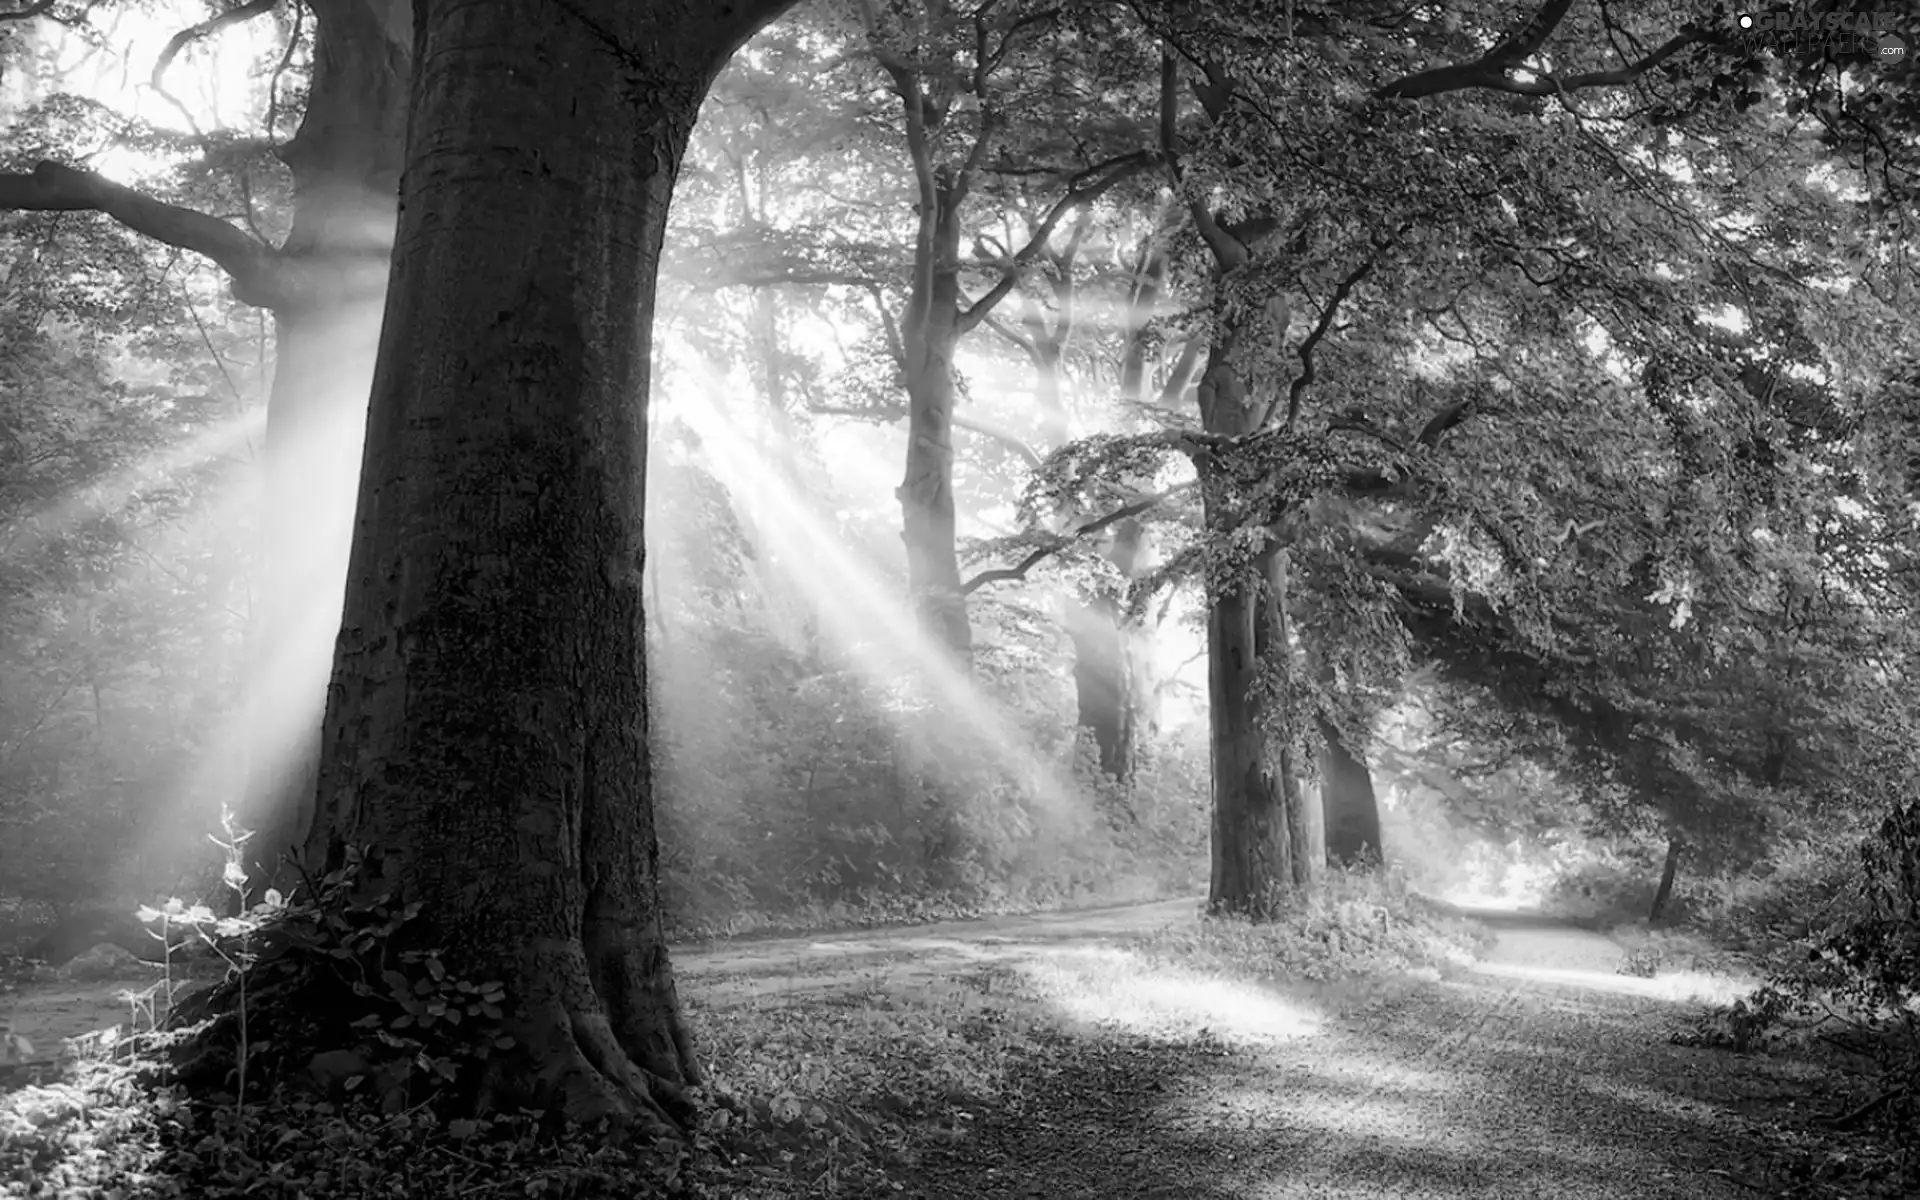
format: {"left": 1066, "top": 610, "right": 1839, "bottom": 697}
{"left": 956, "top": 150, "right": 1158, "bottom": 333}
{"left": 704, "top": 267, "right": 882, "bottom": 290}
{"left": 860, "top": 282, "right": 906, "bottom": 369}
{"left": 961, "top": 485, "right": 1191, "bottom": 595}
{"left": 806, "top": 400, "right": 1042, "bottom": 467}
{"left": 980, "top": 312, "right": 1036, "bottom": 357}
{"left": 1284, "top": 254, "right": 1377, "bottom": 430}
{"left": 181, "top": 274, "right": 248, "bottom": 406}
{"left": 954, "top": 412, "right": 1042, "bottom": 468}
{"left": 264, "top": 0, "right": 304, "bottom": 142}
{"left": 151, "top": 0, "right": 281, "bottom": 134}
{"left": 984, "top": 6, "right": 1060, "bottom": 73}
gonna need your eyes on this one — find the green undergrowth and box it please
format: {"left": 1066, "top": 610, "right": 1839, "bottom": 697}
{"left": 0, "top": 961, "right": 1067, "bottom": 1198}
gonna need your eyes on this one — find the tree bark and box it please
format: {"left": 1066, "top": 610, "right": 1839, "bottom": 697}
{"left": 304, "top": 0, "right": 790, "bottom": 1131}
{"left": 1317, "top": 712, "right": 1383, "bottom": 865}
{"left": 1196, "top": 289, "right": 1320, "bottom": 915}
{"left": 1190, "top": 237, "right": 1321, "bottom": 917}
{"left": 898, "top": 186, "right": 971, "bottom": 658}
{"left": 1070, "top": 517, "right": 1149, "bottom": 782}
{"left": 1207, "top": 540, "right": 1319, "bottom": 916}
{"left": 1649, "top": 834, "right": 1683, "bottom": 924}
{"left": 1116, "top": 214, "right": 1172, "bottom": 408}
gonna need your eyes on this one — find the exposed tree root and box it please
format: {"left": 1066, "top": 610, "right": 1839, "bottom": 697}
{"left": 468, "top": 991, "right": 685, "bottom": 1142}
{"left": 159, "top": 894, "right": 702, "bottom": 1150}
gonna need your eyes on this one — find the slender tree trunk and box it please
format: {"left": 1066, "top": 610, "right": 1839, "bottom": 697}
{"left": 898, "top": 190, "right": 971, "bottom": 659}
{"left": 303, "top": 0, "right": 788, "bottom": 1130}
{"left": 1070, "top": 517, "right": 1149, "bottom": 782}
{"left": 1317, "top": 713, "right": 1382, "bottom": 865}
{"left": 1649, "top": 835, "right": 1683, "bottom": 924}
{"left": 1031, "top": 335, "right": 1068, "bottom": 446}
{"left": 1116, "top": 228, "right": 1170, "bottom": 407}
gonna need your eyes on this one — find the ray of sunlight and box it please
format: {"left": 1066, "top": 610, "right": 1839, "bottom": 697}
{"left": 1010, "top": 945, "right": 1324, "bottom": 1044}
{"left": 5, "top": 409, "right": 264, "bottom": 553}
{"left": 666, "top": 368, "right": 1083, "bottom": 820}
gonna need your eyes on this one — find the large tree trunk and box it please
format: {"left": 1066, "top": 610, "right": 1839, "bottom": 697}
{"left": 302, "top": 0, "right": 787, "bottom": 1130}
{"left": 1207, "top": 542, "right": 1319, "bottom": 916}
{"left": 235, "top": 0, "right": 410, "bottom": 895}
{"left": 898, "top": 188, "right": 971, "bottom": 658}
{"left": 1194, "top": 262, "right": 1321, "bottom": 917}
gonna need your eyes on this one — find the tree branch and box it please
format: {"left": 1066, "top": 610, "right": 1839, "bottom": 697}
{"left": 152, "top": 0, "right": 280, "bottom": 133}
{"left": 1159, "top": 48, "right": 1248, "bottom": 269}
{"left": 806, "top": 402, "right": 1040, "bottom": 467}
{"left": 961, "top": 485, "right": 1190, "bottom": 595}
{"left": 954, "top": 412, "right": 1042, "bottom": 468}
{"left": 0, "top": 0, "right": 54, "bottom": 21}
{"left": 705, "top": 267, "right": 881, "bottom": 290}
{"left": 0, "top": 161, "right": 287, "bottom": 306}
{"left": 1284, "top": 254, "right": 1377, "bottom": 430}
{"left": 980, "top": 312, "right": 1036, "bottom": 357}
{"left": 862, "top": 282, "right": 907, "bottom": 370}
{"left": 956, "top": 150, "right": 1158, "bottom": 333}
{"left": 1377, "top": 14, "right": 1700, "bottom": 102}
{"left": 1416, "top": 397, "right": 1485, "bottom": 447}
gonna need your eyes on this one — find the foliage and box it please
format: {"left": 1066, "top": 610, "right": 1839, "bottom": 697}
{"left": 1130, "top": 863, "right": 1491, "bottom": 984}
{"left": 156, "top": 844, "right": 522, "bottom": 1121}
{"left": 1, "top": 92, "right": 262, "bottom": 910}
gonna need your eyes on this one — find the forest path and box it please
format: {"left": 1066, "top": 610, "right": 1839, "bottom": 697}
{"left": 681, "top": 898, "right": 1813, "bottom": 1199}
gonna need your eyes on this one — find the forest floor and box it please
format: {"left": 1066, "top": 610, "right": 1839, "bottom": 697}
{"left": 0, "top": 896, "right": 1903, "bottom": 1198}
{"left": 673, "top": 898, "right": 1894, "bottom": 1199}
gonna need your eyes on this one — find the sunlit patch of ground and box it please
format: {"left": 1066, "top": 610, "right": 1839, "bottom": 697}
{"left": 1004, "top": 945, "right": 1325, "bottom": 1045}
{"left": 1469, "top": 961, "right": 1761, "bottom": 1005}
{"left": 1434, "top": 855, "right": 1561, "bottom": 911}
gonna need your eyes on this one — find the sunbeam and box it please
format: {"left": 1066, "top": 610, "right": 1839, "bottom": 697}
{"left": 1012, "top": 945, "right": 1324, "bottom": 1044}
{"left": 2, "top": 409, "right": 263, "bottom": 554}
{"left": 667, "top": 369, "right": 1084, "bottom": 824}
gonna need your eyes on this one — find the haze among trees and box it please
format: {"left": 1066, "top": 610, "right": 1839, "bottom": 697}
{"left": 2, "top": 0, "right": 1919, "bottom": 1195}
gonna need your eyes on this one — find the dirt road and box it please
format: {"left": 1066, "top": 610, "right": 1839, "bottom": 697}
{"left": 680, "top": 900, "right": 1798, "bottom": 1199}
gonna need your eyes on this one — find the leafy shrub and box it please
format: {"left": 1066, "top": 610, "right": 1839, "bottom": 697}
{"left": 1680, "top": 801, "right": 1920, "bottom": 1161}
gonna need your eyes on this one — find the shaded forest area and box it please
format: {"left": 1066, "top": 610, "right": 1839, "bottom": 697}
{"left": 2, "top": 0, "right": 1919, "bottom": 1196}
